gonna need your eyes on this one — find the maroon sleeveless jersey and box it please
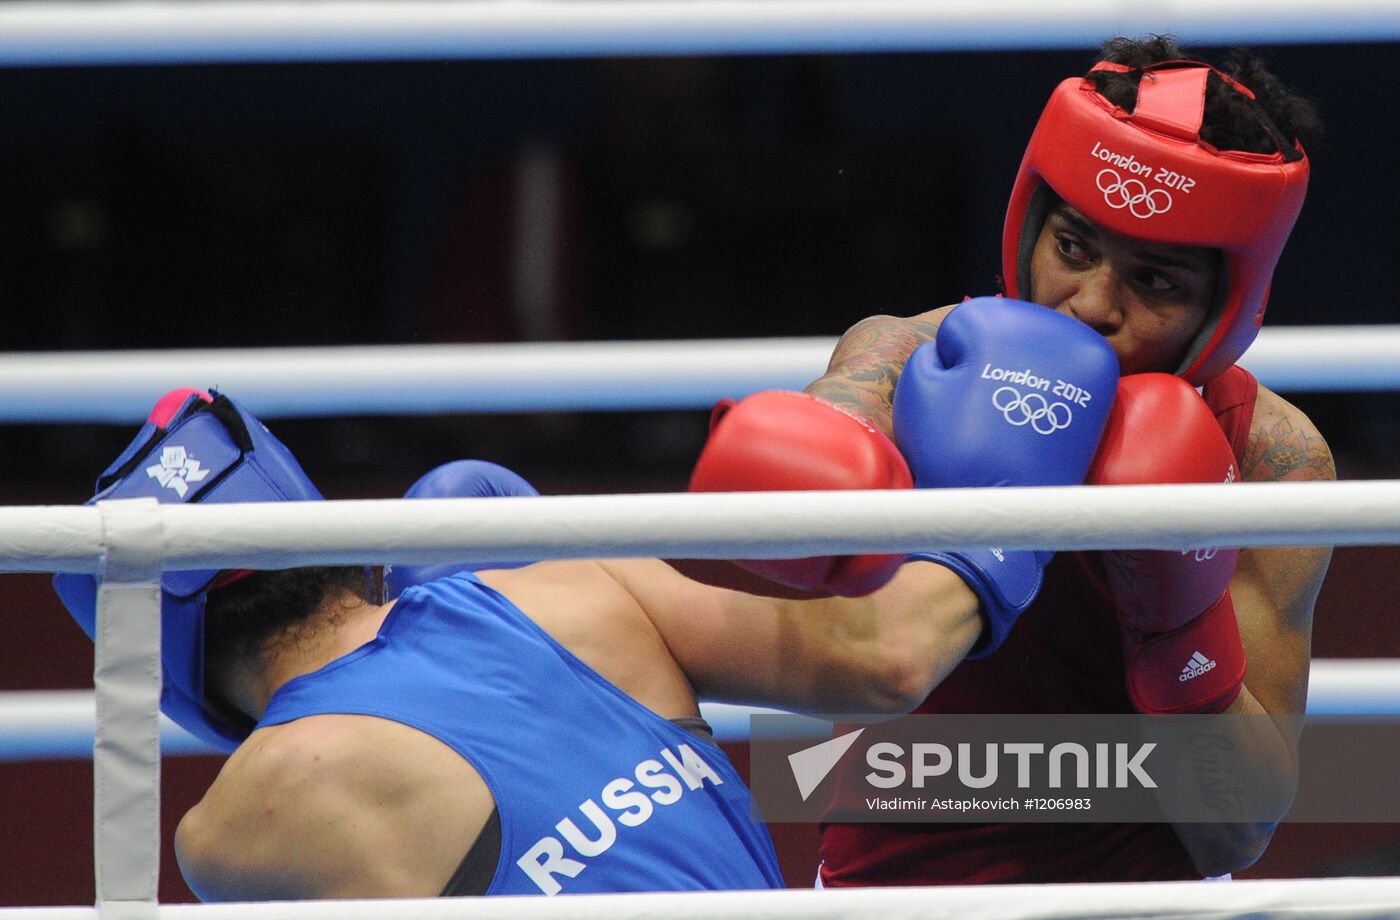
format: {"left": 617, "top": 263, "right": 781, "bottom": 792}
{"left": 819, "top": 366, "right": 1258, "bottom": 886}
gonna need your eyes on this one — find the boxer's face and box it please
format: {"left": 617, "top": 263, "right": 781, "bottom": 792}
{"left": 1029, "top": 204, "right": 1217, "bottom": 376}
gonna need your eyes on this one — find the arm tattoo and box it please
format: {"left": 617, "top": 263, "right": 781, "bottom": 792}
{"left": 1243, "top": 416, "right": 1335, "bottom": 482}
{"left": 804, "top": 315, "right": 940, "bottom": 436}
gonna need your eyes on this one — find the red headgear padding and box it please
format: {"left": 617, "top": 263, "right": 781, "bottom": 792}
{"left": 1003, "top": 61, "right": 1309, "bottom": 385}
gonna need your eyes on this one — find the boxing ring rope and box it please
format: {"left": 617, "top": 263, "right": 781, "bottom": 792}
{"left": 7, "top": 878, "right": 1400, "bottom": 920}
{"left": 3, "top": 485, "right": 1400, "bottom": 918}
{"left": 1, "top": 655, "right": 1395, "bottom": 761}
{"left": 1, "top": 325, "right": 1398, "bottom": 423}
{"left": 1, "top": 0, "right": 1399, "bottom": 67}
{"left": 5, "top": 482, "right": 1399, "bottom": 575}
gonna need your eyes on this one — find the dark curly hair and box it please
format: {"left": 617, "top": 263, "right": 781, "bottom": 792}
{"left": 1087, "top": 35, "right": 1323, "bottom": 155}
{"left": 202, "top": 565, "right": 377, "bottom": 714}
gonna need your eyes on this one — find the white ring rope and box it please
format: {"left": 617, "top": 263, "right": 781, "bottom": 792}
{"left": 1, "top": 482, "right": 1397, "bottom": 575}
{"left": 1, "top": 657, "right": 1394, "bottom": 761}
{"left": 5, "top": 877, "right": 1400, "bottom": 920}
{"left": 1, "top": 0, "right": 1399, "bottom": 67}
{"left": 1, "top": 326, "right": 1396, "bottom": 422}
{"left": 0, "top": 338, "right": 827, "bottom": 423}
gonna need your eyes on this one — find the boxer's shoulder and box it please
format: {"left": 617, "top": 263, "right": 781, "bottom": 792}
{"left": 179, "top": 714, "right": 489, "bottom": 899}
{"left": 1243, "top": 385, "right": 1334, "bottom": 483}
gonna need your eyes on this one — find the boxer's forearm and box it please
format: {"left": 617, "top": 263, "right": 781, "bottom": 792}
{"left": 805, "top": 313, "right": 941, "bottom": 439}
{"left": 1165, "top": 685, "right": 1299, "bottom": 877}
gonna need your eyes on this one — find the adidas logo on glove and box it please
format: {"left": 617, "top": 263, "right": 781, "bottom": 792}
{"left": 1178, "top": 651, "right": 1217, "bottom": 682}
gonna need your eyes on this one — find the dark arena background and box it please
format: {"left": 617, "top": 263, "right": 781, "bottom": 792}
{"left": 3, "top": 27, "right": 1400, "bottom": 906}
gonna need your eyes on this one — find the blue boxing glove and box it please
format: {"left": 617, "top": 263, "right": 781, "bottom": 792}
{"left": 385, "top": 460, "right": 540, "bottom": 598}
{"left": 894, "top": 298, "right": 1118, "bottom": 656}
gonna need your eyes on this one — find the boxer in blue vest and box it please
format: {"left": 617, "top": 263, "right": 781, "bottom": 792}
{"left": 56, "top": 386, "right": 1010, "bottom": 900}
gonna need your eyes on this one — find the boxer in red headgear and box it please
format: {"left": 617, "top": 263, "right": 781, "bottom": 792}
{"left": 682, "top": 36, "right": 1334, "bottom": 885}
{"left": 1002, "top": 55, "right": 1309, "bottom": 386}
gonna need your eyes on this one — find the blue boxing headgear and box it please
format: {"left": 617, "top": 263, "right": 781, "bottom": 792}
{"left": 53, "top": 388, "right": 322, "bottom": 752}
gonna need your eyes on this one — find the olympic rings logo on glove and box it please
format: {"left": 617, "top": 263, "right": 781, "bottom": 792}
{"left": 1096, "top": 168, "right": 1172, "bottom": 219}
{"left": 1182, "top": 547, "right": 1220, "bottom": 562}
{"left": 991, "top": 386, "right": 1073, "bottom": 435}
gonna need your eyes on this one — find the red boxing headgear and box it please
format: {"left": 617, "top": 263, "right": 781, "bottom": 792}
{"left": 1003, "top": 61, "right": 1309, "bottom": 385}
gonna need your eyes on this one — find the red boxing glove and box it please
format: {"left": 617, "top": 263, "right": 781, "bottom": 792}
{"left": 681, "top": 390, "right": 913, "bottom": 597}
{"left": 1087, "top": 374, "right": 1246, "bottom": 714}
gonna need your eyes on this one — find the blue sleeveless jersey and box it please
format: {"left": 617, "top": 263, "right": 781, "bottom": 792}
{"left": 258, "top": 572, "right": 783, "bottom": 896}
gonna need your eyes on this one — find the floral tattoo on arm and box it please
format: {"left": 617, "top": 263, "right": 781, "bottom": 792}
{"left": 1243, "top": 416, "right": 1335, "bottom": 482}
{"left": 804, "top": 316, "right": 940, "bottom": 437}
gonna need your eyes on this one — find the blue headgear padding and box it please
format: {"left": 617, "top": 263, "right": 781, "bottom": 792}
{"left": 53, "top": 389, "right": 322, "bottom": 752}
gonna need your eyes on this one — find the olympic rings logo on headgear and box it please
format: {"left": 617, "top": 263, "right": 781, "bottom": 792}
{"left": 1096, "top": 168, "right": 1172, "bottom": 219}
{"left": 1182, "top": 547, "right": 1220, "bottom": 562}
{"left": 991, "top": 386, "right": 1073, "bottom": 435}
